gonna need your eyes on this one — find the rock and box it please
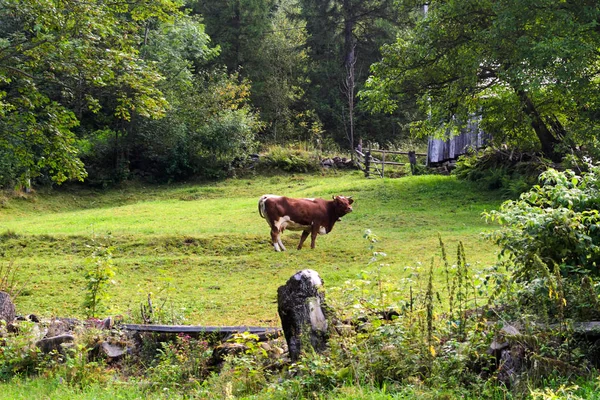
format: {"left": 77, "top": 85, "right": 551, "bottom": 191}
{"left": 260, "top": 342, "right": 272, "bottom": 352}
{"left": 36, "top": 334, "right": 75, "bottom": 354}
{"left": 46, "top": 318, "right": 81, "bottom": 337}
{"left": 321, "top": 158, "right": 334, "bottom": 168}
{"left": 277, "top": 269, "right": 328, "bottom": 361}
{"left": 0, "top": 291, "right": 15, "bottom": 324}
{"left": 211, "top": 342, "right": 248, "bottom": 366}
{"left": 15, "top": 314, "right": 39, "bottom": 323}
{"left": 100, "top": 341, "right": 128, "bottom": 361}
{"left": 101, "top": 317, "right": 113, "bottom": 329}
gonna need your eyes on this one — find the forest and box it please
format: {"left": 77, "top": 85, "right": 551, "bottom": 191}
{"left": 1, "top": 0, "right": 599, "bottom": 188}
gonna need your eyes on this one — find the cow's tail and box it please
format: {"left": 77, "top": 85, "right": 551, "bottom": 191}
{"left": 258, "top": 195, "right": 268, "bottom": 219}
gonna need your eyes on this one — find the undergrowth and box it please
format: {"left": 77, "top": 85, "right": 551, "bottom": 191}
{"left": 454, "top": 146, "right": 551, "bottom": 197}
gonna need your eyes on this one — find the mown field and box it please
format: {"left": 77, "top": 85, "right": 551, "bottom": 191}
{"left": 0, "top": 171, "right": 504, "bottom": 326}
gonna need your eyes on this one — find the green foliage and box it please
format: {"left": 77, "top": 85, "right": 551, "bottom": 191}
{"left": 249, "top": 0, "right": 315, "bottom": 144}
{"left": 297, "top": 0, "right": 410, "bottom": 149}
{"left": 0, "top": 321, "right": 51, "bottom": 380}
{"left": 200, "top": 332, "right": 276, "bottom": 398}
{"left": 129, "top": 70, "right": 261, "bottom": 182}
{"left": 0, "top": 0, "right": 183, "bottom": 185}
{"left": 257, "top": 144, "right": 321, "bottom": 173}
{"left": 455, "top": 147, "right": 550, "bottom": 197}
{"left": 485, "top": 166, "right": 600, "bottom": 281}
{"left": 361, "top": 0, "right": 600, "bottom": 160}
{"left": 82, "top": 244, "right": 116, "bottom": 319}
{"left": 484, "top": 166, "right": 600, "bottom": 321}
{"left": 78, "top": 129, "right": 131, "bottom": 186}
{"left": 147, "top": 334, "right": 212, "bottom": 389}
{"left": 50, "top": 342, "right": 109, "bottom": 390}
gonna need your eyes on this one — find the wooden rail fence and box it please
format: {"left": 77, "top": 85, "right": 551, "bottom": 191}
{"left": 355, "top": 148, "right": 426, "bottom": 178}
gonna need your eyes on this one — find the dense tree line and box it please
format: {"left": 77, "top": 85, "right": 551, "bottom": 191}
{"left": 1, "top": 0, "right": 599, "bottom": 187}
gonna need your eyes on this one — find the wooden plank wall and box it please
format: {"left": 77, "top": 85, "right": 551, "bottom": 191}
{"left": 427, "top": 118, "right": 489, "bottom": 165}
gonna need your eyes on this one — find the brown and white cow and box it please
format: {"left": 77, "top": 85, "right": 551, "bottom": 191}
{"left": 258, "top": 194, "right": 354, "bottom": 251}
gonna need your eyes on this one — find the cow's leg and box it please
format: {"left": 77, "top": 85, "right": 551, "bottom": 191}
{"left": 278, "top": 232, "right": 287, "bottom": 251}
{"left": 271, "top": 228, "right": 285, "bottom": 252}
{"left": 310, "top": 227, "right": 319, "bottom": 249}
{"left": 297, "top": 230, "right": 310, "bottom": 250}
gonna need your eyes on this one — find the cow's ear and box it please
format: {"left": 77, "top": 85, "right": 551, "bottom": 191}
{"left": 348, "top": 197, "right": 354, "bottom": 204}
{"left": 332, "top": 195, "right": 336, "bottom": 200}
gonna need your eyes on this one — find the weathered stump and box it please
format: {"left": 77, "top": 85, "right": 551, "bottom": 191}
{"left": 488, "top": 324, "right": 525, "bottom": 387}
{"left": 277, "top": 269, "right": 328, "bottom": 361}
{"left": 0, "top": 291, "right": 16, "bottom": 324}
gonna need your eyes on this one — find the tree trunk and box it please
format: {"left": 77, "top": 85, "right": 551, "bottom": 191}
{"left": 277, "top": 270, "right": 328, "bottom": 361}
{"left": 516, "top": 90, "right": 562, "bottom": 161}
{"left": 343, "top": 0, "right": 356, "bottom": 160}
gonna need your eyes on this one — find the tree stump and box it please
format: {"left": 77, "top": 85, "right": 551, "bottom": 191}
{"left": 277, "top": 269, "right": 328, "bottom": 361}
{"left": 0, "top": 291, "right": 16, "bottom": 324}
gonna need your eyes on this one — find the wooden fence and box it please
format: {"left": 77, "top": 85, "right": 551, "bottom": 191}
{"left": 355, "top": 148, "right": 427, "bottom": 178}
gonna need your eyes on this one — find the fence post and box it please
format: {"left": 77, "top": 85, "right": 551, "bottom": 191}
{"left": 365, "top": 150, "right": 371, "bottom": 178}
{"left": 381, "top": 150, "right": 386, "bottom": 178}
{"left": 408, "top": 151, "right": 417, "bottom": 175}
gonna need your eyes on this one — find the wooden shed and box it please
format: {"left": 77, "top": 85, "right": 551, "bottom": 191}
{"left": 427, "top": 117, "right": 489, "bottom": 165}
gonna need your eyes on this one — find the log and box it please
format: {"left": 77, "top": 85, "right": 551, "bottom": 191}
{"left": 121, "top": 324, "right": 281, "bottom": 341}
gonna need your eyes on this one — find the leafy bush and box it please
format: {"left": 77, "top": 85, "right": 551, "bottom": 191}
{"left": 485, "top": 166, "right": 600, "bottom": 320}
{"left": 78, "top": 129, "right": 131, "bottom": 187}
{"left": 257, "top": 145, "right": 321, "bottom": 173}
{"left": 79, "top": 71, "right": 261, "bottom": 184}
{"left": 485, "top": 166, "right": 600, "bottom": 281}
{"left": 200, "top": 332, "right": 275, "bottom": 398}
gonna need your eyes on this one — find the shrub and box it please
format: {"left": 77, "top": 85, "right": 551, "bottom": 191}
{"left": 484, "top": 165, "right": 600, "bottom": 320}
{"left": 484, "top": 166, "right": 600, "bottom": 281}
{"left": 78, "top": 129, "right": 131, "bottom": 187}
{"left": 257, "top": 145, "right": 321, "bottom": 173}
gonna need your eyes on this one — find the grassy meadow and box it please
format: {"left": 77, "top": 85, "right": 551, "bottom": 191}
{"left": 0, "top": 171, "right": 504, "bottom": 326}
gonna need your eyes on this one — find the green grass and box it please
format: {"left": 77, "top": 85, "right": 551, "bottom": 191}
{"left": 0, "top": 377, "right": 165, "bottom": 399}
{"left": 0, "top": 171, "right": 503, "bottom": 325}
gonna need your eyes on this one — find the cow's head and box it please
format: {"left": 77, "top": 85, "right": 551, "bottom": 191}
{"left": 332, "top": 195, "right": 354, "bottom": 217}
